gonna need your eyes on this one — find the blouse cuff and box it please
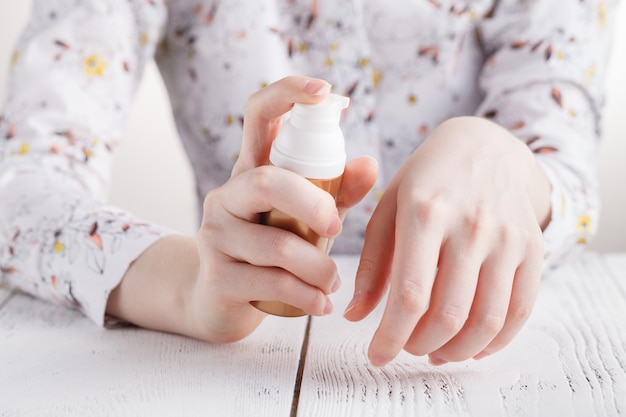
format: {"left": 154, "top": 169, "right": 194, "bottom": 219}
{"left": 0, "top": 166, "right": 173, "bottom": 326}
{"left": 536, "top": 157, "right": 595, "bottom": 274}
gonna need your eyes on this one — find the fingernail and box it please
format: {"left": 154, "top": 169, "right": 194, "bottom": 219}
{"left": 324, "top": 297, "right": 334, "bottom": 315}
{"left": 343, "top": 291, "right": 361, "bottom": 317}
{"left": 428, "top": 356, "right": 448, "bottom": 366}
{"left": 331, "top": 275, "right": 341, "bottom": 293}
{"left": 327, "top": 217, "right": 342, "bottom": 237}
{"left": 304, "top": 79, "right": 331, "bottom": 96}
{"left": 473, "top": 350, "right": 491, "bottom": 361}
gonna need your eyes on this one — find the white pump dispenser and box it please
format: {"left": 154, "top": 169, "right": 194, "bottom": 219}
{"left": 269, "top": 94, "right": 350, "bottom": 179}
{"left": 251, "top": 93, "right": 350, "bottom": 317}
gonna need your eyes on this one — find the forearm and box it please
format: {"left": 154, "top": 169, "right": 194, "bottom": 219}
{"left": 106, "top": 234, "right": 201, "bottom": 338}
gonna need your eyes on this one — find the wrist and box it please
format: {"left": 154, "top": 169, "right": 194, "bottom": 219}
{"left": 430, "top": 116, "right": 552, "bottom": 230}
{"left": 106, "top": 234, "right": 201, "bottom": 337}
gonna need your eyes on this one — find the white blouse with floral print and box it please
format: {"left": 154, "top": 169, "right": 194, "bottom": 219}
{"left": 0, "top": 0, "right": 617, "bottom": 325}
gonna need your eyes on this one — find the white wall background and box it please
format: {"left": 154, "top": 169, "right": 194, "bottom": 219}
{"left": 1, "top": 2, "right": 625, "bottom": 251}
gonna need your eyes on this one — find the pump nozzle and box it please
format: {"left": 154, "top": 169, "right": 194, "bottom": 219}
{"left": 290, "top": 94, "right": 350, "bottom": 132}
{"left": 269, "top": 94, "right": 350, "bottom": 179}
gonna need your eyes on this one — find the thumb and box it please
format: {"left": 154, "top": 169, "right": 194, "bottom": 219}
{"left": 336, "top": 156, "right": 379, "bottom": 218}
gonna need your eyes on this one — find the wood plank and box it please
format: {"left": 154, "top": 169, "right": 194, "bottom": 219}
{"left": 298, "top": 253, "right": 626, "bottom": 416}
{"left": 0, "top": 293, "right": 307, "bottom": 416}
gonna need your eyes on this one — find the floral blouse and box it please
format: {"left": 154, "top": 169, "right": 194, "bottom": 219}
{"left": 0, "top": 0, "right": 617, "bottom": 325}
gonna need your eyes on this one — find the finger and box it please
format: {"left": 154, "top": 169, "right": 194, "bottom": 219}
{"left": 336, "top": 156, "right": 379, "bottom": 218}
{"left": 426, "top": 248, "right": 517, "bottom": 363}
{"left": 213, "top": 166, "right": 341, "bottom": 238}
{"left": 472, "top": 238, "right": 543, "bottom": 360}
{"left": 342, "top": 185, "right": 396, "bottom": 322}
{"left": 234, "top": 76, "right": 331, "bottom": 175}
{"left": 366, "top": 192, "right": 444, "bottom": 367}
{"left": 216, "top": 219, "right": 340, "bottom": 295}
{"left": 403, "top": 236, "right": 484, "bottom": 357}
{"left": 216, "top": 259, "right": 333, "bottom": 317}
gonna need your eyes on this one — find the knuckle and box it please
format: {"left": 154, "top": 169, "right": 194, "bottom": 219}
{"left": 396, "top": 280, "right": 428, "bottom": 314}
{"left": 497, "top": 223, "right": 522, "bottom": 247}
{"left": 472, "top": 312, "right": 506, "bottom": 335}
{"left": 500, "top": 221, "right": 542, "bottom": 248}
{"left": 201, "top": 189, "right": 220, "bottom": 218}
{"left": 270, "top": 271, "right": 294, "bottom": 299}
{"left": 409, "top": 191, "right": 449, "bottom": 224}
{"left": 509, "top": 303, "right": 534, "bottom": 324}
{"left": 245, "top": 89, "right": 263, "bottom": 114}
{"left": 309, "top": 196, "right": 326, "bottom": 226}
{"left": 318, "top": 260, "right": 338, "bottom": 293}
{"left": 267, "top": 267, "right": 329, "bottom": 317}
{"left": 527, "top": 230, "right": 545, "bottom": 255}
{"left": 466, "top": 206, "right": 493, "bottom": 240}
{"left": 310, "top": 291, "right": 328, "bottom": 315}
{"left": 199, "top": 191, "right": 225, "bottom": 239}
{"left": 250, "top": 166, "right": 275, "bottom": 194}
{"left": 201, "top": 259, "right": 229, "bottom": 291}
{"left": 268, "top": 231, "right": 295, "bottom": 260}
{"left": 434, "top": 306, "right": 468, "bottom": 334}
{"left": 310, "top": 193, "right": 336, "bottom": 227}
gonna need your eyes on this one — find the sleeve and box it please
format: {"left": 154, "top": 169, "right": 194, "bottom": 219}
{"left": 475, "top": 0, "right": 619, "bottom": 271}
{"left": 0, "top": 0, "right": 172, "bottom": 325}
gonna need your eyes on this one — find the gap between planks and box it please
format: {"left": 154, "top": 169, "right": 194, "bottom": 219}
{"left": 291, "top": 315, "right": 313, "bottom": 417}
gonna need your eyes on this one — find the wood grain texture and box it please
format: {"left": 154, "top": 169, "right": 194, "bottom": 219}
{"left": 0, "top": 293, "right": 308, "bottom": 416}
{"left": 298, "top": 253, "right": 626, "bottom": 417}
{"left": 1, "top": 253, "right": 624, "bottom": 417}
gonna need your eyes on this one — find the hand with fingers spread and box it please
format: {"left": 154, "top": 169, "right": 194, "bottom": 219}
{"left": 343, "top": 116, "right": 552, "bottom": 367}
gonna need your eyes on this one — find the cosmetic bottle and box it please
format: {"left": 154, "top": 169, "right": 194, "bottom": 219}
{"left": 251, "top": 93, "right": 350, "bottom": 317}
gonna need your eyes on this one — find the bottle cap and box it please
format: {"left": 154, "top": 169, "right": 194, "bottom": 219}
{"left": 269, "top": 94, "right": 349, "bottom": 179}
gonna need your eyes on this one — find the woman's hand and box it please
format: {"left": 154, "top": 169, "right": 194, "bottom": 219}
{"left": 189, "top": 77, "right": 377, "bottom": 342}
{"left": 344, "top": 116, "right": 551, "bottom": 366}
{"left": 108, "top": 77, "right": 377, "bottom": 343}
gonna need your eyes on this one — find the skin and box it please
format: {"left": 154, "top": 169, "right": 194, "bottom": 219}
{"left": 107, "top": 76, "right": 552, "bottom": 366}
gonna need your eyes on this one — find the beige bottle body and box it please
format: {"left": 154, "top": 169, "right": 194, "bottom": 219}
{"left": 250, "top": 93, "right": 349, "bottom": 317}
{"left": 251, "top": 175, "right": 342, "bottom": 317}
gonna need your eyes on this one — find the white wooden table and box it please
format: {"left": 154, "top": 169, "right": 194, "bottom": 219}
{"left": 1, "top": 252, "right": 625, "bottom": 416}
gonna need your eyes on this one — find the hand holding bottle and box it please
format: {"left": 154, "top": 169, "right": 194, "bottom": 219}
{"left": 250, "top": 93, "right": 350, "bottom": 317}
{"left": 192, "top": 77, "right": 377, "bottom": 341}
{"left": 108, "top": 77, "right": 377, "bottom": 343}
